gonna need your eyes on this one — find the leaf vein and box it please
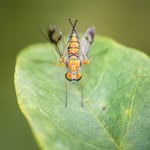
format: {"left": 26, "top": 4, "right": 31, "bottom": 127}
{"left": 119, "top": 68, "right": 142, "bottom": 148}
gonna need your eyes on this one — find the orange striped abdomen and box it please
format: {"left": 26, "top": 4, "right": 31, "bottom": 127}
{"left": 68, "top": 32, "right": 80, "bottom": 56}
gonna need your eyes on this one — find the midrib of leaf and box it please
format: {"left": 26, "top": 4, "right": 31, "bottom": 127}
{"left": 119, "top": 68, "right": 142, "bottom": 149}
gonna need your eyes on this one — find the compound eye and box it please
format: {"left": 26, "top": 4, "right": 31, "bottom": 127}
{"left": 76, "top": 72, "right": 82, "bottom": 81}
{"left": 65, "top": 72, "right": 82, "bottom": 81}
{"left": 65, "top": 72, "right": 72, "bottom": 81}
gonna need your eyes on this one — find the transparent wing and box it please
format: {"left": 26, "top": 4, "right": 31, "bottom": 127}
{"left": 80, "top": 27, "right": 95, "bottom": 62}
{"left": 47, "top": 25, "right": 65, "bottom": 57}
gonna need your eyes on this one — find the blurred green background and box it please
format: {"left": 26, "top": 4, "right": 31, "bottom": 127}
{"left": 0, "top": 0, "right": 150, "bottom": 149}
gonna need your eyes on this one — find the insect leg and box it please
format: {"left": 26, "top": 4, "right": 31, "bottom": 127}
{"left": 80, "top": 80, "right": 84, "bottom": 107}
{"left": 65, "top": 79, "right": 68, "bottom": 107}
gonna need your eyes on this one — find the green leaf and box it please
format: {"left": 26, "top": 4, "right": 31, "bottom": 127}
{"left": 14, "top": 36, "right": 150, "bottom": 150}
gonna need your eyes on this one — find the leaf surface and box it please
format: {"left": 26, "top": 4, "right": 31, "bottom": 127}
{"left": 14, "top": 37, "right": 150, "bottom": 150}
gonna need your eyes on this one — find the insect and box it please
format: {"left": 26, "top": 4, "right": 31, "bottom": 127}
{"left": 47, "top": 19, "right": 95, "bottom": 107}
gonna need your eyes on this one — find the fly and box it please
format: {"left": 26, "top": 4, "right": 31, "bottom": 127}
{"left": 46, "top": 19, "right": 95, "bottom": 107}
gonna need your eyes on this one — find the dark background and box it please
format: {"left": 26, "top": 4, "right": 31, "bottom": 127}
{"left": 0, "top": 0, "right": 150, "bottom": 149}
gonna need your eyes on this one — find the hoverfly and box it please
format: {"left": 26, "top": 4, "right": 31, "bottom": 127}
{"left": 46, "top": 19, "right": 95, "bottom": 107}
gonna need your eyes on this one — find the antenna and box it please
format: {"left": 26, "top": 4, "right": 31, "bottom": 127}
{"left": 68, "top": 19, "right": 78, "bottom": 30}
